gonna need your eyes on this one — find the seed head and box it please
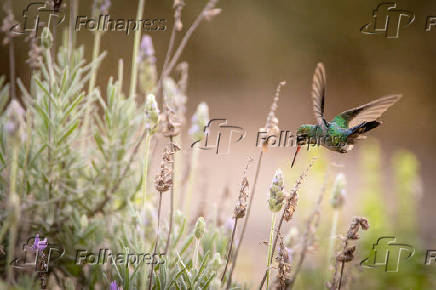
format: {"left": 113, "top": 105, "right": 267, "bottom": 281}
{"left": 268, "top": 169, "right": 285, "bottom": 212}
{"left": 260, "top": 81, "right": 285, "bottom": 151}
{"left": 346, "top": 217, "right": 369, "bottom": 240}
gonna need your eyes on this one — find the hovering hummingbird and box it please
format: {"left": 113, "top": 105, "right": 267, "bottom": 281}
{"left": 291, "top": 63, "right": 401, "bottom": 167}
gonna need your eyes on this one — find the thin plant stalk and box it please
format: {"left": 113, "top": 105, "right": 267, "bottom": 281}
{"left": 148, "top": 191, "right": 163, "bottom": 290}
{"left": 81, "top": 29, "right": 102, "bottom": 164}
{"left": 337, "top": 242, "right": 347, "bottom": 290}
{"left": 266, "top": 212, "right": 277, "bottom": 289}
{"left": 183, "top": 146, "right": 199, "bottom": 216}
{"left": 129, "top": 0, "right": 146, "bottom": 100}
{"left": 7, "top": 146, "right": 19, "bottom": 282}
{"left": 141, "top": 133, "right": 152, "bottom": 205}
{"left": 164, "top": 136, "right": 175, "bottom": 254}
{"left": 227, "top": 150, "right": 264, "bottom": 289}
{"left": 68, "top": 0, "right": 78, "bottom": 60}
{"left": 8, "top": 37, "right": 16, "bottom": 100}
{"left": 259, "top": 159, "right": 316, "bottom": 289}
{"left": 88, "top": 31, "right": 101, "bottom": 92}
{"left": 157, "top": 0, "right": 219, "bottom": 93}
{"left": 221, "top": 218, "right": 238, "bottom": 282}
{"left": 326, "top": 210, "right": 339, "bottom": 279}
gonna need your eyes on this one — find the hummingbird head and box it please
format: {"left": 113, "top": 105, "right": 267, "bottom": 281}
{"left": 296, "top": 124, "right": 317, "bottom": 145}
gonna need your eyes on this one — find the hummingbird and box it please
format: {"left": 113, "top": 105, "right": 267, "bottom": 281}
{"left": 291, "top": 63, "right": 401, "bottom": 167}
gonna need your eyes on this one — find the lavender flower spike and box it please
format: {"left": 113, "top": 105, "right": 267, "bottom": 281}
{"left": 110, "top": 280, "right": 122, "bottom": 290}
{"left": 31, "top": 234, "right": 48, "bottom": 252}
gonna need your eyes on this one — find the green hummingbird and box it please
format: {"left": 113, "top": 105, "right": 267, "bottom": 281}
{"left": 291, "top": 63, "right": 401, "bottom": 167}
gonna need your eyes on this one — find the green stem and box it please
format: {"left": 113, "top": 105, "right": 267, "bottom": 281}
{"left": 183, "top": 147, "right": 199, "bottom": 217}
{"left": 88, "top": 31, "right": 101, "bottom": 93}
{"left": 141, "top": 133, "right": 152, "bottom": 206}
{"left": 129, "top": 0, "right": 146, "bottom": 100}
{"left": 326, "top": 210, "right": 339, "bottom": 279}
{"left": 266, "top": 212, "right": 277, "bottom": 289}
{"left": 7, "top": 146, "right": 19, "bottom": 282}
{"left": 193, "top": 238, "right": 200, "bottom": 269}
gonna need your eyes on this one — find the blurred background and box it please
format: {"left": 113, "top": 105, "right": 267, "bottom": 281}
{"left": 1, "top": 0, "right": 436, "bottom": 288}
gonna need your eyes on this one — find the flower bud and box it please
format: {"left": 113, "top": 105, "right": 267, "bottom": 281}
{"left": 41, "top": 27, "right": 53, "bottom": 49}
{"left": 194, "top": 217, "right": 205, "bottom": 239}
{"left": 210, "top": 252, "right": 222, "bottom": 271}
{"left": 330, "top": 173, "right": 346, "bottom": 209}
{"left": 268, "top": 169, "right": 285, "bottom": 212}
{"left": 189, "top": 102, "right": 209, "bottom": 141}
{"left": 5, "top": 99, "right": 25, "bottom": 144}
{"left": 145, "top": 94, "right": 159, "bottom": 133}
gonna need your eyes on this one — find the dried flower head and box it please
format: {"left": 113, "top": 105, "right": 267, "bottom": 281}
{"left": 331, "top": 173, "right": 346, "bottom": 209}
{"left": 5, "top": 99, "right": 25, "bottom": 143}
{"left": 145, "top": 94, "right": 159, "bottom": 133}
{"left": 329, "top": 217, "right": 370, "bottom": 289}
{"left": 260, "top": 81, "right": 285, "bottom": 151}
{"left": 233, "top": 157, "right": 253, "bottom": 218}
{"left": 275, "top": 234, "right": 291, "bottom": 289}
{"left": 268, "top": 169, "right": 285, "bottom": 212}
{"left": 233, "top": 177, "right": 249, "bottom": 219}
{"left": 155, "top": 143, "right": 180, "bottom": 192}
{"left": 174, "top": 0, "right": 185, "bottom": 31}
{"left": 189, "top": 102, "right": 209, "bottom": 141}
{"left": 283, "top": 158, "right": 316, "bottom": 221}
{"left": 159, "top": 105, "right": 182, "bottom": 137}
{"left": 346, "top": 217, "right": 369, "bottom": 240}
{"left": 26, "top": 34, "right": 43, "bottom": 69}
{"left": 1, "top": 4, "right": 18, "bottom": 46}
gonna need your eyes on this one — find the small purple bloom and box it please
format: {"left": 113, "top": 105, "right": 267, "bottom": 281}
{"left": 137, "top": 35, "right": 155, "bottom": 63}
{"left": 31, "top": 234, "right": 48, "bottom": 253}
{"left": 110, "top": 280, "right": 122, "bottom": 290}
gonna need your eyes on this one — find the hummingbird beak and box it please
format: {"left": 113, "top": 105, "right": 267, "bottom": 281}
{"left": 291, "top": 146, "right": 301, "bottom": 168}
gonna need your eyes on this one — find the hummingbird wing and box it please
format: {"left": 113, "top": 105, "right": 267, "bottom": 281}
{"left": 332, "top": 94, "right": 402, "bottom": 128}
{"left": 312, "top": 63, "right": 328, "bottom": 128}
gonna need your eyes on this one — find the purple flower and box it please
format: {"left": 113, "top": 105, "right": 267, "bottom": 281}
{"left": 31, "top": 234, "right": 48, "bottom": 253}
{"left": 110, "top": 281, "right": 122, "bottom": 290}
{"left": 137, "top": 35, "right": 155, "bottom": 63}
